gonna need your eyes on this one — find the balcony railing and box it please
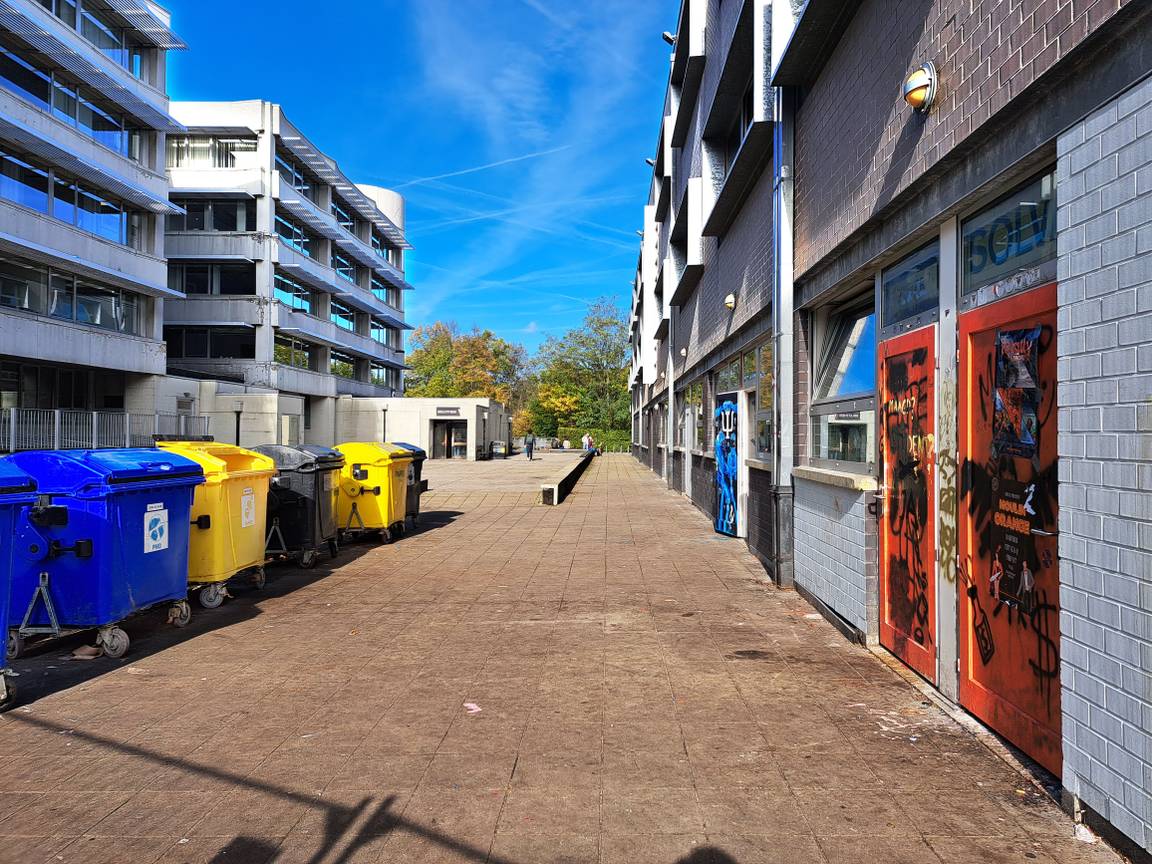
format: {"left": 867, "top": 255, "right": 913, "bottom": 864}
{"left": 0, "top": 409, "right": 211, "bottom": 452}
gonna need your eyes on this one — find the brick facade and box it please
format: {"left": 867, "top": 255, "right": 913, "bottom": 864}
{"left": 794, "top": 0, "right": 1138, "bottom": 281}
{"left": 1057, "top": 73, "right": 1152, "bottom": 856}
{"left": 793, "top": 478, "right": 877, "bottom": 641}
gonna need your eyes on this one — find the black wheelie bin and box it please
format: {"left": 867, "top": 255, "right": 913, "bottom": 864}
{"left": 253, "top": 444, "right": 345, "bottom": 568}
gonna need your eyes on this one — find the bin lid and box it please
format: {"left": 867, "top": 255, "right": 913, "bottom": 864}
{"left": 334, "top": 442, "right": 414, "bottom": 466}
{"left": 0, "top": 457, "right": 36, "bottom": 498}
{"left": 389, "top": 442, "right": 427, "bottom": 460}
{"left": 6, "top": 449, "right": 203, "bottom": 493}
{"left": 251, "top": 444, "right": 344, "bottom": 472}
{"left": 155, "top": 441, "right": 276, "bottom": 481}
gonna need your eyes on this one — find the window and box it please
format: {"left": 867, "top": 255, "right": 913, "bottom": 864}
{"left": 0, "top": 256, "right": 47, "bottom": 314}
{"left": 165, "top": 327, "right": 255, "bottom": 360}
{"left": 371, "top": 274, "right": 401, "bottom": 309}
{"left": 332, "top": 198, "right": 355, "bottom": 234}
{"left": 810, "top": 302, "right": 876, "bottom": 471}
{"left": 754, "top": 342, "right": 774, "bottom": 462}
{"left": 330, "top": 350, "right": 356, "bottom": 379}
{"left": 716, "top": 359, "right": 741, "bottom": 395}
{"left": 722, "top": 80, "right": 755, "bottom": 175}
{"left": 0, "top": 148, "right": 49, "bottom": 213}
{"left": 881, "top": 242, "right": 938, "bottom": 329}
{"left": 962, "top": 170, "right": 1056, "bottom": 299}
{"left": 273, "top": 273, "right": 312, "bottom": 313}
{"left": 274, "top": 334, "right": 316, "bottom": 370}
{"left": 331, "top": 250, "right": 356, "bottom": 284}
{"left": 0, "top": 48, "right": 52, "bottom": 111}
{"left": 685, "top": 381, "right": 704, "bottom": 450}
{"left": 166, "top": 136, "right": 258, "bottom": 169}
{"left": 169, "top": 264, "right": 254, "bottom": 296}
{"left": 276, "top": 151, "right": 317, "bottom": 203}
{"left": 370, "top": 362, "right": 399, "bottom": 389}
{"left": 330, "top": 300, "right": 356, "bottom": 332}
{"left": 275, "top": 214, "right": 313, "bottom": 258}
{"left": 370, "top": 318, "right": 400, "bottom": 347}
{"left": 168, "top": 199, "right": 257, "bottom": 232}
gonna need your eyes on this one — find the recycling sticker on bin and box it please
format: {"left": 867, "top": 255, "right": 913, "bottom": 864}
{"left": 241, "top": 487, "right": 256, "bottom": 528}
{"left": 145, "top": 503, "right": 168, "bottom": 554}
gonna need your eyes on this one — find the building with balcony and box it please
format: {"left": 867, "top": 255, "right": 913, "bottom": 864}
{"left": 0, "top": 0, "right": 184, "bottom": 416}
{"left": 162, "top": 100, "right": 411, "bottom": 446}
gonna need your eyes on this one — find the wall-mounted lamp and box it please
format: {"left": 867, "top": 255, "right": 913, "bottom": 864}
{"left": 635, "top": 230, "right": 645, "bottom": 237}
{"left": 903, "top": 61, "right": 937, "bottom": 113}
{"left": 645, "top": 158, "right": 656, "bottom": 167}
{"left": 679, "top": 347, "right": 687, "bottom": 357}
{"left": 661, "top": 31, "right": 676, "bottom": 45}
{"left": 723, "top": 293, "right": 736, "bottom": 310}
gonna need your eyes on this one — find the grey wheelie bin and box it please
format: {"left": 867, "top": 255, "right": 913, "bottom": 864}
{"left": 253, "top": 444, "right": 344, "bottom": 568}
{"left": 390, "top": 442, "right": 427, "bottom": 530}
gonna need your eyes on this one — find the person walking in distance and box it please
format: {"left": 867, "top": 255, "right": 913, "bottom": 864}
{"left": 524, "top": 431, "right": 535, "bottom": 461}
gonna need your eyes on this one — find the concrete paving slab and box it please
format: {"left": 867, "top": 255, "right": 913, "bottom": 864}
{"left": 0, "top": 455, "right": 1121, "bottom": 863}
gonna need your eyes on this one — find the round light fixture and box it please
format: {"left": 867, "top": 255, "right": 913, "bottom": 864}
{"left": 679, "top": 347, "right": 688, "bottom": 357}
{"left": 723, "top": 293, "right": 736, "bottom": 310}
{"left": 903, "top": 61, "right": 937, "bottom": 113}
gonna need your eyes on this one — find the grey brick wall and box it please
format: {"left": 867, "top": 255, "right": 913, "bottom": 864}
{"left": 1056, "top": 73, "right": 1152, "bottom": 856}
{"left": 793, "top": 478, "right": 875, "bottom": 639}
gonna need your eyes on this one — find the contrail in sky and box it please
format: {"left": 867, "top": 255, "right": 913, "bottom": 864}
{"left": 394, "top": 146, "right": 572, "bottom": 189}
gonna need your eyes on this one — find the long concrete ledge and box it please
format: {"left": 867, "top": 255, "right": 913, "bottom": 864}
{"left": 539, "top": 451, "right": 594, "bottom": 505}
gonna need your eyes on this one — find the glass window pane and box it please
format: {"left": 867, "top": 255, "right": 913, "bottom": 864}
{"left": 962, "top": 171, "right": 1057, "bottom": 296}
{"left": 77, "top": 97, "right": 124, "bottom": 152}
{"left": 881, "top": 243, "right": 938, "bottom": 328}
{"left": 52, "top": 177, "right": 76, "bottom": 223}
{"left": 184, "top": 200, "right": 206, "bottom": 231}
{"left": 183, "top": 328, "right": 208, "bottom": 358}
{"left": 0, "top": 49, "right": 51, "bottom": 110}
{"left": 814, "top": 310, "right": 876, "bottom": 401}
{"left": 243, "top": 198, "right": 257, "bottom": 231}
{"left": 0, "top": 257, "right": 46, "bottom": 313}
{"left": 75, "top": 281, "right": 117, "bottom": 330}
{"left": 812, "top": 410, "right": 876, "bottom": 466}
{"left": 0, "top": 151, "right": 49, "bottom": 212}
{"left": 118, "top": 292, "right": 138, "bottom": 334}
{"left": 330, "top": 350, "right": 356, "bottom": 378}
{"left": 51, "top": 79, "right": 77, "bottom": 124}
{"left": 182, "top": 265, "right": 210, "bottom": 294}
{"left": 218, "top": 264, "right": 254, "bottom": 295}
{"left": 211, "top": 200, "right": 237, "bottom": 231}
{"left": 742, "top": 350, "right": 757, "bottom": 387}
{"left": 48, "top": 273, "right": 73, "bottom": 321}
{"left": 76, "top": 185, "right": 123, "bottom": 242}
{"left": 210, "top": 329, "right": 255, "bottom": 359}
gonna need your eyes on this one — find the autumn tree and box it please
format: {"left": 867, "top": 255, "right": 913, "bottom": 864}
{"left": 405, "top": 322, "right": 531, "bottom": 409}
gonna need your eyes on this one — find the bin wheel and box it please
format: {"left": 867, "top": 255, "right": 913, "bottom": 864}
{"left": 252, "top": 567, "right": 267, "bottom": 590}
{"left": 381, "top": 528, "right": 392, "bottom": 544}
{"left": 6, "top": 631, "right": 24, "bottom": 661}
{"left": 199, "top": 584, "right": 227, "bottom": 609}
{"left": 0, "top": 678, "right": 16, "bottom": 713}
{"left": 328, "top": 539, "right": 339, "bottom": 558}
{"left": 101, "top": 627, "right": 130, "bottom": 660}
{"left": 298, "top": 550, "right": 318, "bottom": 569}
{"left": 169, "top": 600, "right": 192, "bottom": 628}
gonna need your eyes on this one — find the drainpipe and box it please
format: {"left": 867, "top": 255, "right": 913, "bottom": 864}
{"left": 771, "top": 85, "right": 796, "bottom": 586}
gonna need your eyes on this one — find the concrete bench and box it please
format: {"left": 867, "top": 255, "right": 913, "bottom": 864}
{"left": 539, "top": 451, "right": 594, "bottom": 505}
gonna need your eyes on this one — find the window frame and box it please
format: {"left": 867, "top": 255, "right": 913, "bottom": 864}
{"left": 808, "top": 297, "right": 877, "bottom": 474}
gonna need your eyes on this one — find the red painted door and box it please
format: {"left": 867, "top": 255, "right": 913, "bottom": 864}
{"left": 958, "top": 283, "right": 1061, "bottom": 776}
{"left": 878, "top": 326, "right": 937, "bottom": 682}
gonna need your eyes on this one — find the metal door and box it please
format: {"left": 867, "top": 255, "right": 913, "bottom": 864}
{"left": 878, "top": 325, "right": 937, "bottom": 682}
{"left": 714, "top": 398, "right": 738, "bottom": 536}
{"left": 958, "top": 283, "right": 1060, "bottom": 776}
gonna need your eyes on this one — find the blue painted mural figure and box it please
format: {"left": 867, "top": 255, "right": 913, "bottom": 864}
{"left": 714, "top": 400, "right": 738, "bottom": 536}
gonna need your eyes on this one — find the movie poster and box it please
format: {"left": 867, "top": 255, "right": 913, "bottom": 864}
{"left": 993, "top": 326, "right": 1041, "bottom": 457}
{"left": 989, "top": 477, "right": 1039, "bottom": 610}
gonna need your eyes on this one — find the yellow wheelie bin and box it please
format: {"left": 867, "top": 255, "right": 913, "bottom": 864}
{"left": 155, "top": 442, "right": 276, "bottom": 608}
{"left": 333, "top": 443, "right": 414, "bottom": 542}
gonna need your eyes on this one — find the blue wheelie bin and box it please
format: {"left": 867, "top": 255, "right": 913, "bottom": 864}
{"left": 0, "top": 459, "right": 36, "bottom": 709}
{"left": 6, "top": 449, "right": 205, "bottom": 660}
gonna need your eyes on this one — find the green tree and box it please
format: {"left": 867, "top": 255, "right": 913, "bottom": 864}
{"left": 404, "top": 322, "right": 532, "bottom": 408}
{"left": 537, "top": 298, "right": 631, "bottom": 431}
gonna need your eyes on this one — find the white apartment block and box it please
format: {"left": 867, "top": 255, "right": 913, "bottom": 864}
{"left": 0, "top": 0, "right": 183, "bottom": 416}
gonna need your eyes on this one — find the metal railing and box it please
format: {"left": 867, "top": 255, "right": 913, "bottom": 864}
{"left": 1, "top": 409, "right": 211, "bottom": 453}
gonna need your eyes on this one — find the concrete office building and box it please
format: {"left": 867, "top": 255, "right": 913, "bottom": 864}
{"left": 162, "top": 100, "right": 411, "bottom": 447}
{"left": 0, "top": 0, "right": 184, "bottom": 420}
{"left": 632, "top": 0, "right": 1152, "bottom": 855}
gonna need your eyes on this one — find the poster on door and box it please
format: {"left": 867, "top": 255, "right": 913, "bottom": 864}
{"left": 714, "top": 400, "right": 738, "bottom": 537}
{"left": 993, "top": 326, "right": 1041, "bottom": 458}
{"left": 989, "top": 477, "right": 1039, "bottom": 611}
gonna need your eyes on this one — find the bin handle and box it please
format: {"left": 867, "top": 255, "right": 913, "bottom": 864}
{"left": 192, "top": 515, "right": 212, "bottom": 530}
{"left": 48, "top": 539, "right": 92, "bottom": 559}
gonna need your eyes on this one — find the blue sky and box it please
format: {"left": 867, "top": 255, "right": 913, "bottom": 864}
{"left": 164, "top": 0, "right": 678, "bottom": 351}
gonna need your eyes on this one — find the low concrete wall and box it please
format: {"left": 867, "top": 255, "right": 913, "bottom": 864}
{"left": 540, "top": 451, "right": 594, "bottom": 505}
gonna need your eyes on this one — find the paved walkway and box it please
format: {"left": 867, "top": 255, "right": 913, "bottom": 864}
{"left": 422, "top": 449, "right": 584, "bottom": 508}
{"left": 0, "top": 456, "right": 1120, "bottom": 863}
